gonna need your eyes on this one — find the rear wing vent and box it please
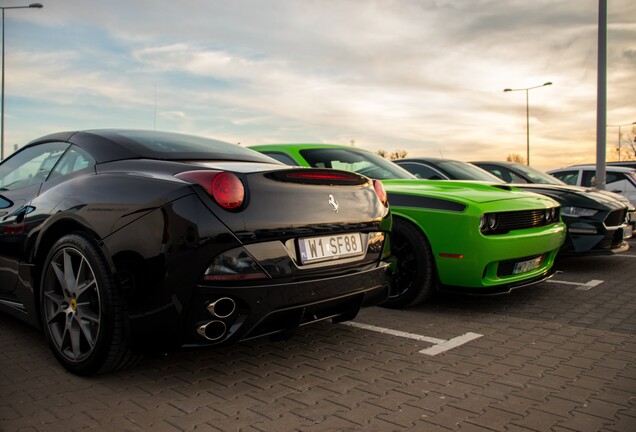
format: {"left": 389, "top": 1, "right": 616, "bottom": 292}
{"left": 267, "top": 169, "right": 368, "bottom": 186}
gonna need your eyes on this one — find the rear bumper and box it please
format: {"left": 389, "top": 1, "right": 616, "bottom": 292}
{"left": 182, "top": 261, "right": 392, "bottom": 347}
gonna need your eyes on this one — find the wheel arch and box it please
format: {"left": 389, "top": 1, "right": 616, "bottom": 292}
{"left": 31, "top": 218, "right": 112, "bottom": 322}
{"left": 391, "top": 214, "right": 439, "bottom": 277}
{"left": 382, "top": 214, "right": 438, "bottom": 308}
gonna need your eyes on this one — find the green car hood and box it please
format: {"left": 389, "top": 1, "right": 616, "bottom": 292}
{"left": 382, "top": 179, "right": 550, "bottom": 205}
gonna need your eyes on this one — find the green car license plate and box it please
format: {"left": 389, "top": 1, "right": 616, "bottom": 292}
{"left": 512, "top": 256, "right": 542, "bottom": 274}
{"left": 299, "top": 233, "right": 364, "bottom": 264}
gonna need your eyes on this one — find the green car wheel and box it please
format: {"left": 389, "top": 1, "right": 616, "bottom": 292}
{"left": 385, "top": 217, "right": 436, "bottom": 308}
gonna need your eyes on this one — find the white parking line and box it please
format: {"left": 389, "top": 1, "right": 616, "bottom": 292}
{"left": 546, "top": 279, "right": 604, "bottom": 290}
{"left": 341, "top": 322, "right": 482, "bottom": 356}
{"left": 419, "top": 332, "right": 483, "bottom": 355}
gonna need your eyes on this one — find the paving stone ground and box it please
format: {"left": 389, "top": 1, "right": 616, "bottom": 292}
{"left": 1, "top": 237, "right": 635, "bottom": 432}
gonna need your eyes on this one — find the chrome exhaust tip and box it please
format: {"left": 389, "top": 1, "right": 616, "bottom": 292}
{"left": 206, "top": 297, "right": 236, "bottom": 318}
{"left": 196, "top": 320, "right": 227, "bottom": 341}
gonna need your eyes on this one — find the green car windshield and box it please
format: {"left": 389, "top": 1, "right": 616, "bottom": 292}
{"left": 299, "top": 148, "right": 416, "bottom": 180}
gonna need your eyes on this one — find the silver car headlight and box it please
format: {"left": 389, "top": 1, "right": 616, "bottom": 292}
{"left": 561, "top": 206, "right": 598, "bottom": 218}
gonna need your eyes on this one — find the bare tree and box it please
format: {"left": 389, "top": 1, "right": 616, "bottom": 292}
{"left": 389, "top": 150, "right": 408, "bottom": 160}
{"left": 616, "top": 131, "right": 636, "bottom": 161}
{"left": 376, "top": 149, "right": 408, "bottom": 160}
{"left": 506, "top": 153, "right": 526, "bottom": 164}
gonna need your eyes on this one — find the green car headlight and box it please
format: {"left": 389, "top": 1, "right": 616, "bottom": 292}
{"left": 479, "top": 213, "right": 498, "bottom": 233}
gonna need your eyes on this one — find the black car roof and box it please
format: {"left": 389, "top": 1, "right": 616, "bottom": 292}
{"left": 26, "top": 129, "right": 273, "bottom": 165}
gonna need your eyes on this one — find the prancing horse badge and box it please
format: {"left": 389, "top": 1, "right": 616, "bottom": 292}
{"left": 328, "top": 194, "right": 339, "bottom": 213}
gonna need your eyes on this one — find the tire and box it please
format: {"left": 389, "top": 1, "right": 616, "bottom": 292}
{"left": 383, "top": 217, "right": 436, "bottom": 308}
{"left": 39, "top": 233, "right": 138, "bottom": 375}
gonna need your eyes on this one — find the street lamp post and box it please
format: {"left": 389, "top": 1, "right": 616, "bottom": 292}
{"left": 607, "top": 121, "right": 636, "bottom": 161}
{"left": 504, "top": 82, "right": 552, "bottom": 166}
{"left": 1, "top": 3, "right": 43, "bottom": 161}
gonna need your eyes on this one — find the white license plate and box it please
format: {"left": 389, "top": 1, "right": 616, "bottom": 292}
{"left": 299, "top": 233, "right": 364, "bottom": 264}
{"left": 512, "top": 256, "right": 542, "bottom": 274}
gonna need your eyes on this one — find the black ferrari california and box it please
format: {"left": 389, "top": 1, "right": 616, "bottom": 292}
{"left": 0, "top": 130, "right": 393, "bottom": 375}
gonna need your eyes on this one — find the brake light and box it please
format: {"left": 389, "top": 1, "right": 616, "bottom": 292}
{"left": 176, "top": 170, "right": 245, "bottom": 210}
{"left": 373, "top": 179, "right": 388, "bottom": 207}
{"left": 286, "top": 171, "right": 362, "bottom": 181}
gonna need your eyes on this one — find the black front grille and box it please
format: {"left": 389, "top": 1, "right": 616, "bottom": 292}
{"left": 497, "top": 254, "right": 546, "bottom": 277}
{"left": 604, "top": 209, "right": 627, "bottom": 227}
{"left": 483, "top": 208, "right": 559, "bottom": 235}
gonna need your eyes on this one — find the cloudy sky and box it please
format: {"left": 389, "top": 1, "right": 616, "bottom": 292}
{"left": 2, "top": 0, "right": 635, "bottom": 170}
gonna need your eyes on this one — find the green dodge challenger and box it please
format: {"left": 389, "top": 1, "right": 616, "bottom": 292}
{"left": 250, "top": 144, "right": 566, "bottom": 308}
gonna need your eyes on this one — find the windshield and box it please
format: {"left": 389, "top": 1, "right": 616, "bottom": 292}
{"left": 510, "top": 163, "right": 567, "bottom": 185}
{"left": 439, "top": 160, "right": 505, "bottom": 182}
{"left": 299, "top": 148, "right": 416, "bottom": 180}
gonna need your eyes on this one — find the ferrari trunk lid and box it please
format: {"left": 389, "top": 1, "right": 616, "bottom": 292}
{"left": 204, "top": 167, "right": 390, "bottom": 241}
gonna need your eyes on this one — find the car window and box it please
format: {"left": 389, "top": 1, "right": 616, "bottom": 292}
{"left": 397, "top": 162, "right": 445, "bottom": 179}
{"left": 0, "top": 142, "right": 69, "bottom": 191}
{"left": 551, "top": 170, "right": 579, "bottom": 185}
{"left": 476, "top": 164, "right": 526, "bottom": 183}
{"left": 437, "top": 161, "right": 504, "bottom": 182}
{"left": 502, "top": 167, "right": 528, "bottom": 183}
{"left": 105, "top": 130, "right": 274, "bottom": 163}
{"left": 579, "top": 169, "right": 635, "bottom": 189}
{"left": 299, "top": 148, "right": 415, "bottom": 180}
{"left": 581, "top": 170, "right": 597, "bottom": 186}
{"left": 48, "top": 146, "right": 96, "bottom": 179}
{"left": 607, "top": 172, "right": 626, "bottom": 184}
{"left": 260, "top": 151, "right": 298, "bottom": 166}
{"left": 506, "top": 163, "right": 565, "bottom": 185}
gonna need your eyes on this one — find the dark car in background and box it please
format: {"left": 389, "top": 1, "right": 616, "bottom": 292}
{"left": 0, "top": 130, "right": 393, "bottom": 375}
{"left": 472, "top": 160, "right": 636, "bottom": 228}
{"left": 397, "top": 158, "right": 631, "bottom": 255}
{"left": 397, "top": 158, "right": 504, "bottom": 183}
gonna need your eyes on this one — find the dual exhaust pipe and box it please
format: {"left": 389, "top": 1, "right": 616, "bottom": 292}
{"left": 196, "top": 297, "right": 237, "bottom": 341}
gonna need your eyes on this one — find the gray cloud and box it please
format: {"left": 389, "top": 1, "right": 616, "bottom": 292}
{"left": 3, "top": 0, "right": 635, "bottom": 169}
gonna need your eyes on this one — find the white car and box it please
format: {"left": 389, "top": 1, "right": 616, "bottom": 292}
{"left": 548, "top": 165, "right": 636, "bottom": 207}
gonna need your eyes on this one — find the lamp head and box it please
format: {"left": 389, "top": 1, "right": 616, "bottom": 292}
{"left": 29, "top": 3, "right": 43, "bottom": 8}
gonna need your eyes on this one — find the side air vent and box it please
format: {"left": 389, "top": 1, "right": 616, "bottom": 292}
{"left": 604, "top": 209, "right": 627, "bottom": 227}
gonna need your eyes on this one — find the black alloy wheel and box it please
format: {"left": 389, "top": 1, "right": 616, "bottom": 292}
{"left": 40, "top": 233, "right": 136, "bottom": 375}
{"left": 383, "top": 217, "right": 436, "bottom": 308}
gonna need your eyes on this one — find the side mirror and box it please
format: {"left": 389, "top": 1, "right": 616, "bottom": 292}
{"left": 0, "top": 195, "right": 13, "bottom": 209}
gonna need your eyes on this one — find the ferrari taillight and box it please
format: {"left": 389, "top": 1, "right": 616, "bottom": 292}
{"left": 176, "top": 170, "right": 245, "bottom": 210}
{"left": 373, "top": 179, "right": 388, "bottom": 207}
{"left": 285, "top": 171, "right": 362, "bottom": 182}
